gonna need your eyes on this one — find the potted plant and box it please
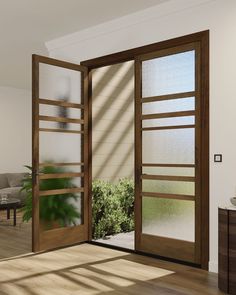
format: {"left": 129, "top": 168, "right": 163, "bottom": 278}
{"left": 20, "top": 165, "right": 81, "bottom": 230}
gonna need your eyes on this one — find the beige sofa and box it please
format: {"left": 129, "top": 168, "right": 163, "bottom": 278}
{"left": 0, "top": 173, "right": 27, "bottom": 205}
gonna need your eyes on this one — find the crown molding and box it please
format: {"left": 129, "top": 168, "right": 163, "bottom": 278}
{"left": 45, "top": 0, "right": 214, "bottom": 52}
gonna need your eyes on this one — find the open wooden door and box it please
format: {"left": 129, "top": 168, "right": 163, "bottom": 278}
{"left": 32, "top": 55, "right": 89, "bottom": 252}
{"left": 135, "top": 42, "right": 204, "bottom": 264}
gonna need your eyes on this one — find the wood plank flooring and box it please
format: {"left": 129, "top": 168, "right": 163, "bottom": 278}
{"left": 0, "top": 244, "right": 223, "bottom": 295}
{"left": 0, "top": 211, "right": 32, "bottom": 259}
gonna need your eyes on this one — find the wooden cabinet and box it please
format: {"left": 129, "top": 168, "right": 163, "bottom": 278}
{"left": 219, "top": 208, "right": 236, "bottom": 294}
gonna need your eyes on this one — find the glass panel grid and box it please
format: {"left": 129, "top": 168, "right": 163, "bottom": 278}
{"left": 142, "top": 50, "right": 195, "bottom": 98}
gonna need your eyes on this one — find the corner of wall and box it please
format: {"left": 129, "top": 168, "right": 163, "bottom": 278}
{"left": 209, "top": 261, "right": 218, "bottom": 273}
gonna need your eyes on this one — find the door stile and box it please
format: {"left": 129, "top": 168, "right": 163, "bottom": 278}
{"left": 134, "top": 59, "right": 142, "bottom": 251}
{"left": 32, "top": 55, "right": 40, "bottom": 252}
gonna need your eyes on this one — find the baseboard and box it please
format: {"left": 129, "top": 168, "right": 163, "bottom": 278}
{"left": 209, "top": 261, "right": 218, "bottom": 273}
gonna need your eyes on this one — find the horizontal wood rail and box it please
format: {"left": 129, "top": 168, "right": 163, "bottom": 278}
{"left": 142, "top": 191, "right": 195, "bottom": 201}
{"left": 39, "top": 115, "right": 84, "bottom": 124}
{"left": 141, "top": 91, "right": 195, "bottom": 103}
{"left": 39, "top": 187, "right": 84, "bottom": 196}
{"left": 38, "top": 98, "right": 84, "bottom": 109}
{"left": 39, "top": 162, "right": 84, "bottom": 167}
{"left": 142, "top": 110, "right": 195, "bottom": 120}
{"left": 35, "top": 54, "right": 87, "bottom": 72}
{"left": 39, "top": 172, "right": 84, "bottom": 180}
{"left": 39, "top": 128, "right": 83, "bottom": 134}
{"left": 142, "top": 124, "right": 195, "bottom": 131}
{"left": 141, "top": 174, "right": 195, "bottom": 182}
{"left": 142, "top": 163, "right": 195, "bottom": 168}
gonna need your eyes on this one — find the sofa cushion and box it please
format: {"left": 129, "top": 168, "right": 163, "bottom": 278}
{"left": 6, "top": 173, "right": 27, "bottom": 187}
{"left": 0, "top": 174, "right": 8, "bottom": 189}
{"left": 0, "top": 187, "right": 26, "bottom": 204}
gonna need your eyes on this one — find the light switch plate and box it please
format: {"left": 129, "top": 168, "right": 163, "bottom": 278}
{"left": 214, "top": 154, "right": 222, "bottom": 162}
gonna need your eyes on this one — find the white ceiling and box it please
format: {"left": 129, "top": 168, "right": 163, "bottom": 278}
{"left": 0, "top": 0, "right": 169, "bottom": 89}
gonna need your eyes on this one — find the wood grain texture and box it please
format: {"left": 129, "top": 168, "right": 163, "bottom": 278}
{"left": 140, "top": 234, "right": 195, "bottom": 263}
{"left": 141, "top": 174, "right": 195, "bottom": 182}
{"left": 0, "top": 244, "right": 222, "bottom": 295}
{"left": 218, "top": 209, "right": 229, "bottom": 293}
{"left": 39, "top": 115, "right": 84, "bottom": 124}
{"left": 142, "top": 124, "right": 195, "bottom": 131}
{"left": 38, "top": 98, "right": 84, "bottom": 109}
{"left": 39, "top": 128, "right": 84, "bottom": 134}
{"left": 81, "top": 30, "right": 209, "bottom": 269}
{"left": 39, "top": 187, "right": 84, "bottom": 197}
{"left": 142, "top": 192, "right": 195, "bottom": 201}
{"left": 39, "top": 162, "right": 84, "bottom": 167}
{"left": 141, "top": 91, "right": 195, "bottom": 103}
{"left": 39, "top": 172, "right": 84, "bottom": 179}
{"left": 0, "top": 211, "right": 31, "bottom": 259}
{"left": 32, "top": 55, "right": 89, "bottom": 252}
{"left": 142, "top": 163, "right": 195, "bottom": 168}
{"left": 142, "top": 110, "right": 195, "bottom": 120}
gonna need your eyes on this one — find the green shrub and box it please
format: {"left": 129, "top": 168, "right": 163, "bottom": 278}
{"left": 92, "top": 178, "right": 134, "bottom": 239}
{"left": 20, "top": 165, "right": 80, "bottom": 229}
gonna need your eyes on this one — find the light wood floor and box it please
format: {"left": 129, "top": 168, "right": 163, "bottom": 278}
{"left": 0, "top": 210, "right": 32, "bottom": 259}
{"left": 0, "top": 244, "right": 223, "bottom": 295}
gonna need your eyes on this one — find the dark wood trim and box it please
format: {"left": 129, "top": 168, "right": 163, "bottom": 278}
{"left": 32, "top": 55, "right": 40, "bottom": 252}
{"left": 142, "top": 163, "right": 195, "bottom": 168}
{"left": 134, "top": 59, "right": 142, "bottom": 251}
{"left": 83, "top": 67, "right": 89, "bottom": 241}
{"left": 142, "top": 125, "right": 195, "bottom": 131}
{"left": 38, "top": 98, "right": 84, "bottom": 109}
{"left": 81, "top": 30, "right": 209, "bottom": 270}
{"left": 140, "top": 234, "right": 195, "bottom": 263}
{"left": 39, "top": 128, "right": 84, "bottom": 134}
{"left": 39, "top": 115, "right": 84, "bottom": 124}
{"left": 87, "top": 70, "right": 93, "bottom": 241}
{"left": 141, "top": 91, "right": 195, "bottom": 103}
{"left": 142, "top": 110, "right": 195, "bottom": 120}
{"left": 141, "top": 174, "right": 195, "bottom": 182}
{"left": 199, "top": 30, "right": 209, "bottom": 271}
{"left": 39, "top": 162, "right": 84, "bottom": 167}
{"left": 40, "top": 225, "right": 87, "bottom": 252}
{"left": 81, "top": 31, "right": 209, "bottom": 69}
{"left": 32, "top": 54, "right": 89, "bottom": 252}
{"left": 34, "top": 54, "right": 87, "bottom": 72}
{"left": 136, "top": 42, "right": 197, "bottom": 62}
{"left": 39, "top": 187, "right": 84, "bottom": 197}
{"left": 39, "top": 172, "right": 84, "bottom": 180}
{"left": 194, "top": 41, "right": 202, "bottom": 265}
{"left": 142, "top": 192, "right": 195, "bottom": 201}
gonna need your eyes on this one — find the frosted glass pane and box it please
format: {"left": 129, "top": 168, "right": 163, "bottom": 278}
{"left": 142, "top": 51, "right": 195, "bottom": 97}
{"left": 39, "top": 193, "right": 82, "bottom": 231}
{"left": 142, "top": 197, "right": 195, "bottom": 241}
{"left": 142, "top": 129, "right": 195, "bottom": 164}
{"left": 142, "top": 179, "right": 194, "bottom": 195}
{"left": 39, "top": 64, "right": 81, "bottom": 103}
{"left": 39, "top": 104, "right": 82, "bottom": 131}
{"left": 142, "top": 167, "right": 195, "bottom": 177}
{"left": 142, "top": 116, "right": 195, "bottom": 128}
{"left": 39, "top": 132, "right": 81, "bottom": 163}
{"left": 142, "top": 97, "right": 195, "bottom": 115}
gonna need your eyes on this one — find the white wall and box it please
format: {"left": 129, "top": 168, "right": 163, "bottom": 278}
{"left": 46, "top": 0, "right": 236, "bottom": 272}
{"left": 92, "top": 62, "right": 134, "bottom": 182}
{"left": 0, "top": 86, "right": 31, "bottom": 173}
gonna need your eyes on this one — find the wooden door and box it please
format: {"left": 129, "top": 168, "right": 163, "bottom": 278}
{"left": 32, "top": 55, "right": 89, "bottom": 252}
{"left": 135, "top": 43, "right": 203, "bottom": 264}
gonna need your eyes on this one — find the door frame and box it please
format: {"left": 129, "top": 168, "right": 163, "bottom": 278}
{"left": 82, "top": 30, "right": 209, "bottom": 269}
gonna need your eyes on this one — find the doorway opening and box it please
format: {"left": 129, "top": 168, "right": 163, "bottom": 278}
{"left": 91, "top": 61, "right": 135, "bottom": 250}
